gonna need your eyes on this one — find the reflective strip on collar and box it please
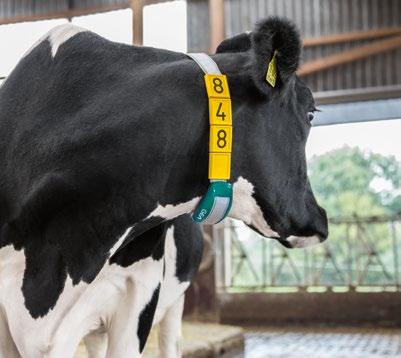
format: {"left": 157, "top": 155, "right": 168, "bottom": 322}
{"left": 187, "top": 53, "right": 221, "bottom": 75}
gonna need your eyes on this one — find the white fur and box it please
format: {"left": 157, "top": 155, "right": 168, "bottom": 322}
{"left": 84, "top": 226, "right": 190, "bottom": 358}
{"left": 0, "top": 224, "right": 190, "bottom": 357}
{"left": 1, "top": 24, "right": 86, "bottom": 87}
{"left": 153, "top": 227, "right": 190, "bottom": 325}
{"left": 48, "top": 24, "right": 87, "bottom": 58}
{"left": 146, "top": 176, "right": 280, "bottom": 241}
{"left": 286, "top": 235, "right": 321, "bottom": 248}
{"left": 108, "top": 226, "right": 132, "bottom": 257}
{"left": 147, "top": 197, "right": 201, "bottom": 221}
{"left": 158, "top": 295, "right": 185, "bottom": 358}
{"left": 231, "top": 176, "right": 280, "bottom": 238}
{"left": 23, "top": 24, "right": 87, "bottom": 59}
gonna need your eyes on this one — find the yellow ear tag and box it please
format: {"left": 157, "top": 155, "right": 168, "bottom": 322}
{"left": 266, "top": 50, "right": 278, "bottom": 87}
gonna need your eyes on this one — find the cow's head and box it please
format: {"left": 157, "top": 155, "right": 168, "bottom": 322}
{"left": 216, "top": 18, "right": 328, "bottom": 248}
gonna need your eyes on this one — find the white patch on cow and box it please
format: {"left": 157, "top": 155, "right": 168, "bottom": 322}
{"left": 48, "top": 24, "right": 87, "bottom": 58}
{"left": 0, "top": 223, "right": 191, "bottom": 356}
{"left": 153, "top": 226, "right": 189, "bottom": 325}
{"left": 286, "top": 235, "right": 321, "bottom": 248}
{"left": 21, "top": 23, "right": 87, "bottom": 60}
{"left": 109, "top": 226, "right": 132, "bottom": 257}
{"left": 147, "top": 197, "right": 201, "bottom": 221}
{"left": 230, "top": 176, "right": 279, "bottom": 238}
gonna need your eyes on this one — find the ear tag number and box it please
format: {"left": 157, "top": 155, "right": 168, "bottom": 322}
{"left": 266, "top": 50, "right": 278, "bottom": 87}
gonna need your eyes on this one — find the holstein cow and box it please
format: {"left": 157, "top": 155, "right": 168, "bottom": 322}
{"left": 0, "top": 16, "right": 328, "bottom": 357}
{"left": 82, "top": 215, "right": 204, "bottom": 358}
{"left": 0, "top": 214, "right": 203, "bottom": 358}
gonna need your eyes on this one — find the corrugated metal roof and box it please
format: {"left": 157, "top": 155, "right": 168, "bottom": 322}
{"left": 187, "top": 0, "right": 401, "bottom": 94}
{"left": 0, "top": 0, "right": 172, "bottom": 24}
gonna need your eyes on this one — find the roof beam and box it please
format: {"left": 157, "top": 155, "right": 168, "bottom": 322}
{"left": 0, "top": 3, "right": 131, "bottom": 25}
{"left": 298, "top": 35, "right": 401, "bottom": 77}
{"left": 303, "top": 26, "right": 401, "bottom": 47}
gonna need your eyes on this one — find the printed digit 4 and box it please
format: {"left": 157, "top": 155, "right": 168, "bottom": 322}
{"left": 216, "top": 102, "right": 226, "bottom": 121}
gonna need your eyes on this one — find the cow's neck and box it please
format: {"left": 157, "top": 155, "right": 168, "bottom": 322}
{"left": 131, "top": 52, "right": 250, "bottom": 225}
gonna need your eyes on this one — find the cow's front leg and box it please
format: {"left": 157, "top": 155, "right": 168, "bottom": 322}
{"left": 84, "top": 329, "right": 108, "bottom": 358}
{"left": 158, "top": 294, "right": 185, "bottom": 358}
{"left": 105, "top": 258, "right": 163, "bottom": 358}
{"left": 0, "top": 309, "right": 20, "bottom": 358}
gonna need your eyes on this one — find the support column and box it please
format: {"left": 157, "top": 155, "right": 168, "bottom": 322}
{"left": 131, "top": 0, "right": 144, "bottom": 45}
{"left": 209, "top": 0, "right": 225, "bottom": 53}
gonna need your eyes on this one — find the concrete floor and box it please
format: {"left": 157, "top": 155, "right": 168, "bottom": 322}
{"left": 238, "top": 327, "right": 401, "bottom": 358}
{"left": 75, "top": 325, "right": 401, "bottom": 357}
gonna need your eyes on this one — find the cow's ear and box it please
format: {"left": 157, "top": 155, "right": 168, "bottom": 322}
{"left": 250, "top": 17, "right": 301, "bottom": 92}
{"left": 216, "top": 32, "right": 252, "bottom": 54}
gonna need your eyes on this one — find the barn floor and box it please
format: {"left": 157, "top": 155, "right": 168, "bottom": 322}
{"left": 235, "top": 327, "right": 401, "bottom": 358}
{"left": 75, "top": 325, "right": 401, "bottom": 357}
{"left": 75, "top": 322, "right": 244, "bottom": 357}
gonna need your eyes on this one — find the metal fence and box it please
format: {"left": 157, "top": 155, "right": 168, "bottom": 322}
{"left": 214, "top": 215, "right": 401, "bottom": 292}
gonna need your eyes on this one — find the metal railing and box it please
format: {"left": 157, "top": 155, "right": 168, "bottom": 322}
{"left": 214, "top": 215, "right": 401, "bottom": 292}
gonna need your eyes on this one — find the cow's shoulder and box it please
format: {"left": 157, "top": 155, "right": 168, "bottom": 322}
{"left": 22, "top": 23, "right": 89, "bottom": 60}
{"left": 46, "top": 23, "right": 88, "bottom": 58}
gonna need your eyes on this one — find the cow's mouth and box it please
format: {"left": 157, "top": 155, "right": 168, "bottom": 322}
{"left": 248, "top": 224, "right": 324, "bottom": 248}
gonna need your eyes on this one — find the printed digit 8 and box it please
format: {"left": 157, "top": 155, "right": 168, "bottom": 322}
{"left": 213, "top": 78, "right": 224, "bottom": 94}
{"left": 217, "top": 129, "right": 227, "bottom": 148}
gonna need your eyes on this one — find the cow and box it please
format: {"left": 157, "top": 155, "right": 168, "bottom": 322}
{"left": 0, "top": 214, "right": 203, "bottom": 358}
{"left": 0, "top": 16, "right": 328, "bottom": 357}
{"left": 82, "top": 215, "right": 204, "bottom": 358}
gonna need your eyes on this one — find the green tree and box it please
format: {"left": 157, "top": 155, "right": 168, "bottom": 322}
{"left": 308, "top": 146, "right": 401, "bottom": 218}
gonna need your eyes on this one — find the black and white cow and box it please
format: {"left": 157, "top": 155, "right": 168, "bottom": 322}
{"left": 0, "top": 214, "right": 203, "bottom": 358}
{"left": 0, "top": 17, "right": 328, "bottom": 357}
{"left": 82, "top": 215, "right": 204, "bottom": 358}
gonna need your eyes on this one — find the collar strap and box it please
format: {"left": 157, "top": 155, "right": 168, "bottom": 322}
{"left": 187, "top": 53, "right": 233, "bottom": 224}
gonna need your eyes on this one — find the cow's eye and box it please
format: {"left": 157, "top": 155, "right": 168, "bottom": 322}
{"left": 307, "top": 112, "right": 315, "bottom": 122}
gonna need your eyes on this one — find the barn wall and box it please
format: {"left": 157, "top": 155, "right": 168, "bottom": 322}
{"left": 0, "top": 0, "right": 171, "bottom": 21}
{"left": 187, "top": 0, "right": 401, "bottom": 93}
{"left": 0, "top": 0, "right": 128, "bottom": 18}
{"left": 219, "top": 291, "right": 401, "bottom": 327}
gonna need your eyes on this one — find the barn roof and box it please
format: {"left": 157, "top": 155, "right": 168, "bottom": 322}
{"left": 0, "top": 0, "right": 171, "bottom": 25}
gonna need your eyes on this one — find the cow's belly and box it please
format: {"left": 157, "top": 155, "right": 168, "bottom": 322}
{"left": 0, "top": 244, "right": 148, "bottom": 357}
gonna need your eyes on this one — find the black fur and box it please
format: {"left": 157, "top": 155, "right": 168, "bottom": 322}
{"left": 251, "top": 17, "right": 301, "bottom": 92}
{"left": 172, "top": 215, "right": 204, "bottom": 283}
{"left": 110, "top": 220, "right": 167, "bottom": 267}
{"left": 137, "top": 284, "right": 161, "bottom": 353}
{"left": 216, "top": 32, "right": 252, "bottom": 54}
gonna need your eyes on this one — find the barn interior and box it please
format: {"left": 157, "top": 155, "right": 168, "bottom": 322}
{"left": 1, "top": 1, "right": 401, "bottom": 357}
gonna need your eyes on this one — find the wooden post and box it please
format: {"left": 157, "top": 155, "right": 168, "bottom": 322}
{"left": 209, "top": 0, "right": 225, "bottom": 53}
{"left": 131, "top": 0, "right": 144, "bottom": 46}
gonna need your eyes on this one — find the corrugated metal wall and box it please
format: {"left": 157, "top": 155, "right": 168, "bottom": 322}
{"left": 0, "top": 0, "right": 170, "bottom": 21}
{"left": 188, "top": 0, "right": 401, "bottom": 93}
{"left": 0, "top": 0, "right": 128, "bottom": 18}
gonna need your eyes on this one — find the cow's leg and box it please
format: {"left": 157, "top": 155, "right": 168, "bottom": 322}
{"left": 0, "top": 309, "right": 20, "bottom": 358}
{"left": 158, "top": 294, "right": 185, "bottom": 358}
{"left": 105, "top": 259, "right": 162, "bottom": 358}
{"left": 84, "top": 330, "right": 108, "bottom": 358}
